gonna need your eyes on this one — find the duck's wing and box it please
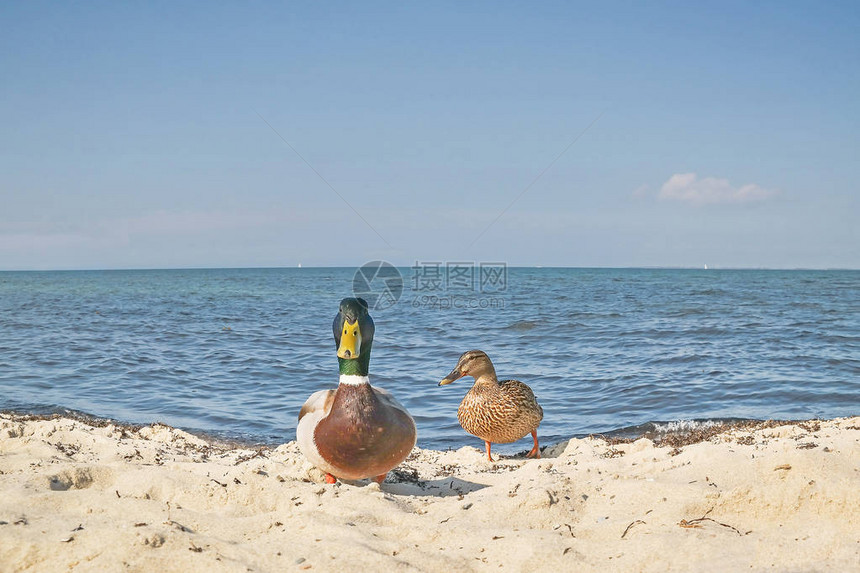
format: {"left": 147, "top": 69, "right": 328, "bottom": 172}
{"left": 371, "top": 386, "right": 412, "bottom": 417}
{"left": 298, "top": 389, "right": 336, "bottom": 422}
{"left": 500, "top": 379, "right": 544, "bottom": 419}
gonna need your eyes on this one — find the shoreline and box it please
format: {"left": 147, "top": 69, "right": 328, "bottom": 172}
{"left": 1, "top": 413, "right": 858, "bottom": 571}
{"left": 2, "top": 407, "right": 849, "bottom": 452}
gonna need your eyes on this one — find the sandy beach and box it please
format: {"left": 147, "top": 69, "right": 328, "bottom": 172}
{"left": 1, "top": 413, "right": 858, "bottom": 572}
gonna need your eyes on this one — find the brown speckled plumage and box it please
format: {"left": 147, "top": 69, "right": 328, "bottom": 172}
{"left": 439, "top": 350, "right": 543, "bottom": 459}
{"left": 457, "top": 378, "right": 543, "bottom": 443}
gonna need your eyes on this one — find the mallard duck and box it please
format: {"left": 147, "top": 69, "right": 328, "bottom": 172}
{"left": 297, "top": 298, "right": 416, "bottom": 484}
{"left": 438, "top": 350, "right": 543, "bottom": 461}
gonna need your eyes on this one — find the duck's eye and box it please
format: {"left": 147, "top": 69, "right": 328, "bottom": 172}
{"left": 344, "top": 329, "right": 348, "bottom": 334}
{"left": 353, "top": 330, "right": 357, "bottom": 336}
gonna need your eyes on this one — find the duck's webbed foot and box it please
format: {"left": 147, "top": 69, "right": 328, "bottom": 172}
{"left": 525, "top": 430, "right": 541, "bottom": 459}
{"left": 485, "top": 441, "right": 495, "bottom": 462}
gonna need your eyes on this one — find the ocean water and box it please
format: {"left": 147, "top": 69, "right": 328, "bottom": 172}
{"left": 0, "top": 267, "right": 857, "bottom": 452}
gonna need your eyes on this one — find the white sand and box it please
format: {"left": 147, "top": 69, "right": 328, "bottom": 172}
{"left": 1, "top": 413, "right": 858, "bottom": 572}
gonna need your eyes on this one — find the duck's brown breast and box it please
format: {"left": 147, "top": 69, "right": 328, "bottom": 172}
{"left": 315, "top": 384, "right": 415, "bottom": 479}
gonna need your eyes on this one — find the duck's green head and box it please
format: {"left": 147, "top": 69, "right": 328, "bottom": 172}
{"left": 333, "top": 297, "right": 374, "bottom": 375}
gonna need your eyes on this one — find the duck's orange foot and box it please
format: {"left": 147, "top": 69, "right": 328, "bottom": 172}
{"left": 525, "top": 430, "right": 541, "bottom": 459}
{"left": 373, "top": 473, "right": 387, "bottom": 484}
{"left": 485, "top": 441, "right": 495, "bottom": 462}
{"left": 325, "top": 473, "right": 337, "bottom": 484}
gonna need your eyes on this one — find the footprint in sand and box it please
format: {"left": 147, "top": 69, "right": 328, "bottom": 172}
{"left": 47, "top": 466, "right": 113, "bottom": 491}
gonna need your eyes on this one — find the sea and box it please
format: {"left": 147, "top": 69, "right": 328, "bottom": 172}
{"left": 1, "top": 267, "right": 857, "bottom": 453}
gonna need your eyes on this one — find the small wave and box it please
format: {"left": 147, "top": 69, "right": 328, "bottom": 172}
{"left": 508, "top": 320, "right": 540, "bottom": 331}
{"left": 648, "top": 419, "right": 726, "bottom": 434}
{"left": 645, "top": 354, "right": 715, "bottom": 366}
{"left": 691, "top": 289, "right": 727, "bottom": 296}
{"left": 665, "top": 308, "right": 707, "bottom": 318}
{"left": 605, "top": 417, "right": 756, "bottom": 440}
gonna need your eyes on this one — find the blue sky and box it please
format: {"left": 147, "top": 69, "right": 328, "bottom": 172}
{"left": 2, "top": 1, "right": 858, "bottom": 269}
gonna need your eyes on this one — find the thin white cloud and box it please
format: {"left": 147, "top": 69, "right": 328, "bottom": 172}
{"left": 658, "top": 172, "right": 776, "bottom": 205}
{"left": 632, "top": 184, "right": 650, "bottom": 199}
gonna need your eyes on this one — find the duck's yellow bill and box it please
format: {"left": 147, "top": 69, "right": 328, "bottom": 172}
{"left": 337, "top": 319, "right": 361, "bottom": 359}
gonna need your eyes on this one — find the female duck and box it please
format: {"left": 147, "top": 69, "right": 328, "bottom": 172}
{"left": 439, "top": 350, "right": 543, "bottom": 461}
{"left": 298, "top": 298, "right": 416, "bottom": 484}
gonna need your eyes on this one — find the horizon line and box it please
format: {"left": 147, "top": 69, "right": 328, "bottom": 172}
{"left": 1, "top": 265, "right": 857, "bottom": 273}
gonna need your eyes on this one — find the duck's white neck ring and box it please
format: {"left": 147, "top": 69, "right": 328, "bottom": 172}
{"left": 339, "top": 374, "right": 370, "bottom": 386}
